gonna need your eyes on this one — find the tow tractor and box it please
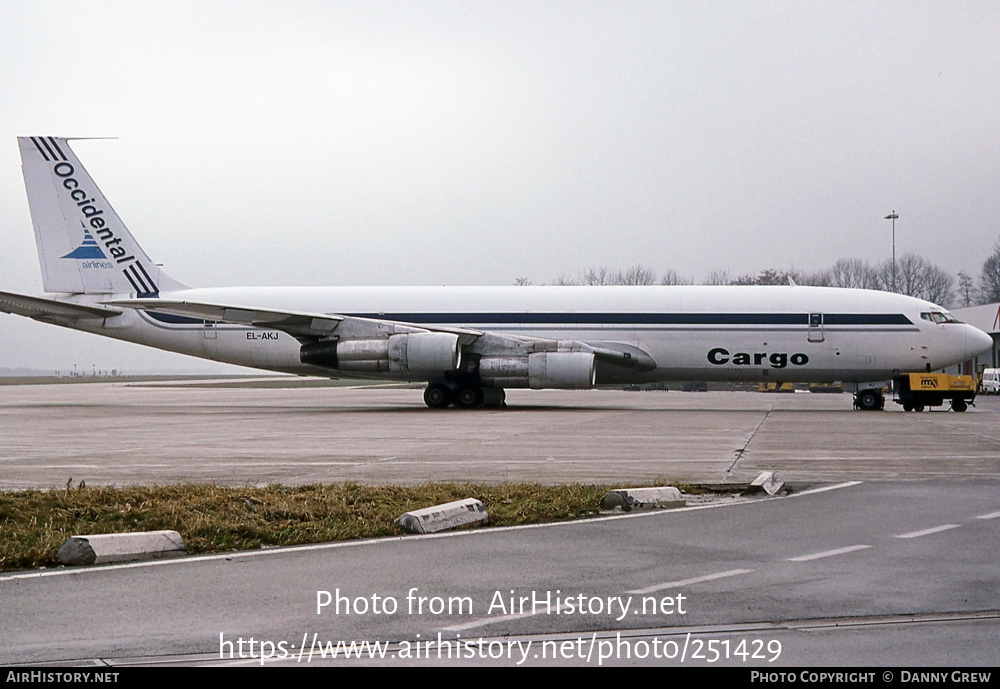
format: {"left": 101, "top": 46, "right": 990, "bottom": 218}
{"left": 892, "top": 373, "right": 977, "bottom": 412}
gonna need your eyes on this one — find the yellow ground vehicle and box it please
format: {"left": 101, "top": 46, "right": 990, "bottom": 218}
{"left": 808, "top": 382, "right": 844, "bottom": 393}
{"left": 893, "top": 374, "right": 976, "bottom": 412}
{"left": 758, "top": 382, "right": 795, "bottom": 392}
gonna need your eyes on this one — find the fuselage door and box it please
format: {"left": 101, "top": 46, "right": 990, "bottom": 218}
{"left": 808, "top": 313, "right": 824, "bottom": 343}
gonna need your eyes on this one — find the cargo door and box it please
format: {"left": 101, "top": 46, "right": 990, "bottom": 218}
{"left": 807, "top": 313, "right": 824, "bottom": 343}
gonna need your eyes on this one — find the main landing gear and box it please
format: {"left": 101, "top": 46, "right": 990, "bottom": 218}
{"left": 423, "top": 383, "right": 505, "bottom": 409}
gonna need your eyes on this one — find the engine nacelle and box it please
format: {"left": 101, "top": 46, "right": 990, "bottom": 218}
{"left": 389, "top": 332, "right": 462, "bottom": 373}
{"left": 300, "top": 332, "right": 461, "bottom": 375}
{"left": 479, "top": 352, "right": 596, "bottom": 389}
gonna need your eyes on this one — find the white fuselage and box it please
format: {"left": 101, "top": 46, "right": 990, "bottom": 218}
{"left": 65, "top": 284, "right": 990, "bottom": 385}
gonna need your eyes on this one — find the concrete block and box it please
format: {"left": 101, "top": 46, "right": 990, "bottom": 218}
{"left": 395, "top": 498, "right": 488, "bottom": 534}
{"left": 601, "top": 486, "right": 685, "bottom": 511}
{"left": 57, "top": 530, "right": 187, "bottom": 566}
{"left": 742, "top": 471, "right": 785, "bottom": 496}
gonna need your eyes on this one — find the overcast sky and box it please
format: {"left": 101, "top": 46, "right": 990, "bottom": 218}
{"left": 1, "top": 0, "right": 999, "bottom": 372}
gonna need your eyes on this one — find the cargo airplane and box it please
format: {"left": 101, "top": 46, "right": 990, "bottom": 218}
{"left": 1, "top": 137, "right": 993, "bottom": 410}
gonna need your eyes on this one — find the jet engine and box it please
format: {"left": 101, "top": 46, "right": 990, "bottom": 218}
{"left": 478, "top": 351, "right": 596, "bottom": 389}
{"left": 300, "top": 332, "right": 461, "bottom": 374}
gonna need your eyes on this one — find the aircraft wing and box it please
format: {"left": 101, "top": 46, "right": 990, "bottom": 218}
{"left": 109, "top": 298, "right": 484, "bottom": 343}
{"left": 111, "top": 298, "right": 347, "bottom": 337}
{"left": 109, "top": 298, "right": 653, "bottom": 370}
{"left": 0, "top": 290, "right": 123, "bottom": 320}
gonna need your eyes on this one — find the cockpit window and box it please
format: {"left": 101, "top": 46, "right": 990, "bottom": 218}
{"left": 920, "top": 311, "right": 960, "bottom": 324}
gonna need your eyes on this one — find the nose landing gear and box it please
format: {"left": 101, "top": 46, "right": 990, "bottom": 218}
{"left": 854, "top": 389, "right": 885, "bottom": 411}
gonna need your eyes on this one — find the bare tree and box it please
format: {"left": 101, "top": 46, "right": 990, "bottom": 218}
{"left": 703, "top": 268, "right": 732, "bottom": 285}
{"left": 875, "top": 253, "right": 954, "bottom": 305}
{"left": 546, "top": 254, "right": 969, "bottom": 305}
{"left": 660, "top": 269, "right": 693, "bottom": 285}
{"left": 980, "top": 238, "right": 1000, "bottom": 303}
{"left": 730, "top": 268, "right": 801, "bottom": 286}
{"left": 797, "top": 269, "right": 832, "bottom": 286}
{"left": 560, "top": 265, "right": 662, "bottom": 286}
{"left": 581, "top": 266, "right": 614, "bottom": 285}
{"left": 956, "top": 271, "right": 976, "bottom": 307}
{"left": 513, "top": 276, "right": 532, "bottom": 286}
{"left": 615, "top": 265, "right": 658, "bottom": 285}
{"left": 829, "top": 258, "right": 879, "bottom": 289}
{"left": 921, "top": 265, "right": 955, "bottom": 305}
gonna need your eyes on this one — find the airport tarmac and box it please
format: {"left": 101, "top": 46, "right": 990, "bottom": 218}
{"left": 2, "top": 381, "right": 998, "bottom": 667}
{"left": 2, "top": 479, "right": 998, "bottom": 667}
{"left": 1, "top": 381, "right": 998, "bottom": 490}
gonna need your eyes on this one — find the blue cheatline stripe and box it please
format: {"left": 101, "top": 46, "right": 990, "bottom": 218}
{"left": 353, "top": 312, "right": 914, "bottom": 326}
{"left": 824, "top": 314, "right": 911, "bottom": 325}
{"left": 141, "top": 311, "right": 914, "bottom": 328}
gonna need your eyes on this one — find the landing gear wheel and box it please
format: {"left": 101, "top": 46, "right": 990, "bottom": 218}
{"left": 455, "top": 386, "right": 484, "bottom": 408}
{"left": 423, "top": 383, "right": 453, "bottom": 409}
{"left": 952, "top": 400, "right": 968, "bottom": 412}
{"left": 857, "top": 390, "right": 883, "bottom": 411}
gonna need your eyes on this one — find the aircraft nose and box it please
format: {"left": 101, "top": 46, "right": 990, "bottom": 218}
{"left": 967, "top": 326, "right": 994, "bottom": 358}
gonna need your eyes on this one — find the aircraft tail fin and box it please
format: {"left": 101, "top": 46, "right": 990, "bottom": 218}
{"left": 18, "top": 136, "right": 187, "bottom": 296}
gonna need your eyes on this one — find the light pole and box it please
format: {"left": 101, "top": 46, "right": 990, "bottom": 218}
{"left": 884, "top": 211, "right": 898, "bottom": 292}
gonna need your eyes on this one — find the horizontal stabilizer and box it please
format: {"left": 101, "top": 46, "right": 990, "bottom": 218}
{"left": 0, "top": 290, "right": 122, "bottom": 320}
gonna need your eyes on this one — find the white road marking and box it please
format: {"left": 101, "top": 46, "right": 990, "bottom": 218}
{"left": 788, "top": 545, "right": 871, "bottom": 562}
{"left": 627, "top": 569, "right": 755, "bottom": 595}
{"left": 442, "top": 603, "right": 567, "bottom": 632}
{"left": 896, "top": 524, "right": 960, "bottom": 539}
{"left": 442, "top": 568, "right": 756, "bottom": 633}
{"left": 975, "top": 511, "right": 1000, "bottom": 520}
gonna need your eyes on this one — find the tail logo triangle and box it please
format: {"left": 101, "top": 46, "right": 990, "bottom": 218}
{"left": 62, "top": 223, "right": 108, "bottom": 260}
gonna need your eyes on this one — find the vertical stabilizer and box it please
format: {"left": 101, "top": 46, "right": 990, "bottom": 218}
{"left": 19, "top": 136, "right": 186, "bottom": 295}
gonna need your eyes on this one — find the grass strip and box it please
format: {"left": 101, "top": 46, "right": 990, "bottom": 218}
{"left": 0, "top": 481, "right": 731, "bottom": 571}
